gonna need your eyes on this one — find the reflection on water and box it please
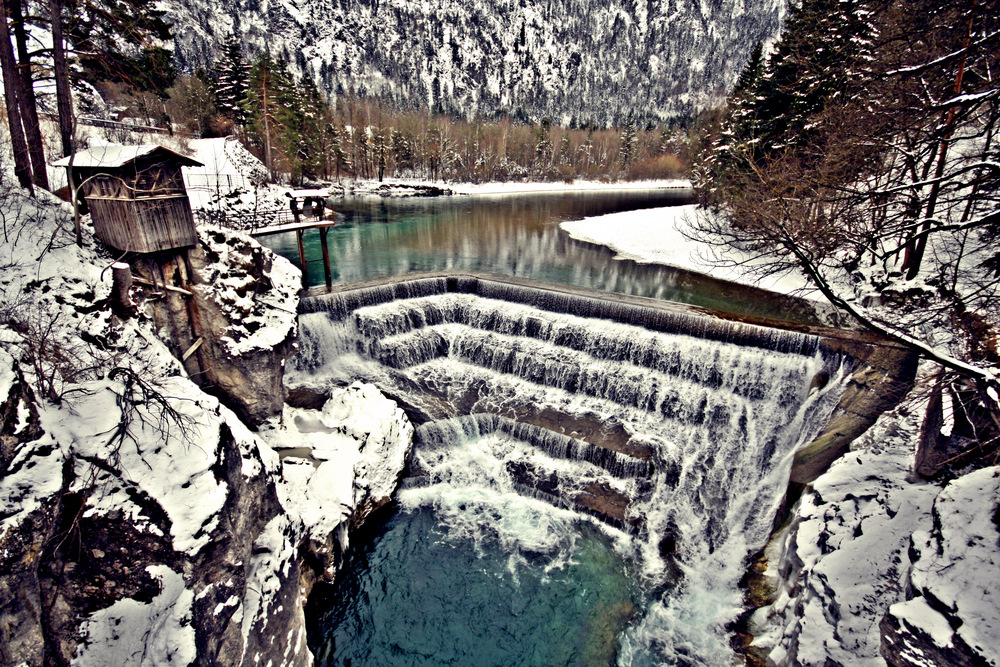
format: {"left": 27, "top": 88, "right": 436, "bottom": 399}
{"left": 258, "top": 189, "right": 822, "bottom": 323}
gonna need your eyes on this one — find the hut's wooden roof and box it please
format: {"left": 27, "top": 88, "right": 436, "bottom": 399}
{"left": 53, "top": 145, "right": 203, "bottom": 169}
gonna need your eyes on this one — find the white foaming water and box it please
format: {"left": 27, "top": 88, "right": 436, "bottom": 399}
{"left": 293, "top": 289, "right": 851, "bottom": 665}
{"left": 398, "top": 432, "right": 630, "bottom": 582}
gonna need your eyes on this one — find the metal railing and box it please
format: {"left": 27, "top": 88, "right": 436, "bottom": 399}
{"left": 41, "top": 113, "right": 201, "bottom": 138}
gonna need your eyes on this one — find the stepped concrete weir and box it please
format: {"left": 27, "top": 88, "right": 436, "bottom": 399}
{"left": 291, "top": 272, "right": 917, "bottom": 664}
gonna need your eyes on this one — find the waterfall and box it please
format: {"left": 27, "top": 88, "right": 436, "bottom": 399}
{"left": 292, "top": 277, "right": 852, "bottom": 666}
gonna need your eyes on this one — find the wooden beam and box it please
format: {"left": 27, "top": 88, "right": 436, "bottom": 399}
{"left": 320, "top": 227, "right": 332, "bottom": 289}
{"left": 132, "top": 276, "right": 194, "bottom": 296}
{"left": 181, "top": 337, "right": 203, "bottom": 362}
{"left": 296, "top": 229, "right": 307, "bottom": 286}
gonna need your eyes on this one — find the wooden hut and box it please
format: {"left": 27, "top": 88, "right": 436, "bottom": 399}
{"left": 55, "top": 145, "right": 203, "bottom": 253}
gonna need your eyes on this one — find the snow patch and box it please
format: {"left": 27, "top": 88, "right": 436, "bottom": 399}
{"left": 893, "top": 465, "right": 1000, "bottom": 664}
{"left": 72, "top": 565, "right": 196, "bottom": 667}
{"left": 264, "top": 382, "right": 413, "bottom": 547}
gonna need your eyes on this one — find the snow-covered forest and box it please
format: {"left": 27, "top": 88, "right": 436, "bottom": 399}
{"left": 165, "top": 0, "right": 785, "bottom": 125}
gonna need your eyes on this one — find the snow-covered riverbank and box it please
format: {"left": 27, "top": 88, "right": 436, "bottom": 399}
{"left": 560, "top": 204, "right": 815, "bottom": 296}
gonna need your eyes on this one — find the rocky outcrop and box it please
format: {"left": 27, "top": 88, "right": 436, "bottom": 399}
{"left": 0, "top": 353, "right": 310, "bottom": 666}
{"left": 752, "top": 375, "right": 1000, "bottom": 667}
{"left": 139, "top": 226, "right": 300, "bottom": 428}
{"left": 263, "top": 382, "right": 414, "bottom": 593}
{"left": 913, "top": 372, "right": 999, "bottom": 479}
{"left": 0, "top": 345, "right": 413, "bottom": 667}
{"left": 880, "top": 466, "right": 1000, "bottom": 667}
{"left": 0, "top": 350, "right": 56, "bottom": 666}
{"left": 789, "top": 340, "right": 918, "bottom": 486}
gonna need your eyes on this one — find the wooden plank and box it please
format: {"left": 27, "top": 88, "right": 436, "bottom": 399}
{"left": 181, "top": 337, "right": 204, "bottom": 362}
{"left": 296, "top": 229, "right": 307, "bottom": 285}
{"left": 132, "top": 277, "right": 194, "bottom": 296}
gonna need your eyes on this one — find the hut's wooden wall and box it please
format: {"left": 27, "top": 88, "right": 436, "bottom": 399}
{"left": 88, "top": 195, "right": 197, "bottom": 253}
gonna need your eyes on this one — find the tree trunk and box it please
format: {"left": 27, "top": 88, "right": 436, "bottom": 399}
{"left": 0, "top": 0, "right": 32, "bottom": 192}
{"left": 902, "top": 13, "right": 973, "bottom": 280}
{"left": 49, "top": 0, "right": 74, "bottom": 157}
{"left": 6, "top": 0, "right": 49, "bottom": 189}
{"left": 111, "top": 262, "right": 136, "bottom": 313}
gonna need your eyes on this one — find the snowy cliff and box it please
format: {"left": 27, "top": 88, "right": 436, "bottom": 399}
{"left": 751, "top": 372, "right": 1000, "bottom": 667}
{"left": 0, "top": 182, "right": 412, "bottom": 665}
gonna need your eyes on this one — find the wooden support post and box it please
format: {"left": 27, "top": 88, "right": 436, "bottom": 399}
{"left": 320, "top": 227, "right": 332, "bottom": 289}
{"left": 131, "top": 276, "right": 194, "bottom": 296}
{"left": 296, "top": 229, "right": 307, "bottom": 286}
{"left": 112, "top": 262, "right": 135, "bottom": 311}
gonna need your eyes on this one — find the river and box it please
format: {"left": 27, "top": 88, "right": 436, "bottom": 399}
{"left": 280, "top": 190, "right": 845, "bottom": 666}
{"left": 257, "top": 189, "right": 824, "bottom": 325}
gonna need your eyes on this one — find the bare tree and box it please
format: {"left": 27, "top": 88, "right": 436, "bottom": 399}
{"left": 694, "top": 0, "right": 1000, "bottom": 424}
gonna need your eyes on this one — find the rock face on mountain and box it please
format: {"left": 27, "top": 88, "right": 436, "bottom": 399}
{"left": 166, "top": 0, "right": 786, "bottom": 123}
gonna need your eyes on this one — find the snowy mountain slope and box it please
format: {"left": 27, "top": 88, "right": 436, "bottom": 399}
{"left": 166, "top": 0, "right": 786, "bottom": 123}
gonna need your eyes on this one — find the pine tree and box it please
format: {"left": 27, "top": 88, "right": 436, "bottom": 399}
{"left": 244, "top": 51, "right": 295, "bottom": 180}
{"left": 701, "top": 0, "right": 880, "bottom": 201}
{"left": 298, "top": 78, "right": 328, "bottom": 181}
{"left": 62, "top": 0, "right": 175, "bottom": 92}
{"left": 214, "top": 34, "right": 249, "bottom": 125}
{"left": 4, "top": 0, "right": 47, "bottom": 188}
{"left": 0, "top": 0, "right": 32, "bottom": 191}
{"left": 730, "top": 41, "right": 764, "bottom": 99}
{"left": 733, "top": 0, "right": 876, "bottom": 163}
{"left": 619, "top": 114, "right": 637, "bottom": 171}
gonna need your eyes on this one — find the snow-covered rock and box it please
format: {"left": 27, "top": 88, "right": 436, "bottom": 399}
{"left": 264, "top": 382, "right": 414, "bottom": 584}
{"left": 752, "top": 391, "right": 940, "bottom": 667}
{"left": 139, "top": 223, "right": 301, "bottom": 427}
{"left": 880, "top": 466, "right": 1000, "bottom": 667}
{"left": 0, "top": 173, "right": 405, "bottom": 666}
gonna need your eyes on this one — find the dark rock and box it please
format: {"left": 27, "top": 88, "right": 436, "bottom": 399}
{"left": 0, "top": 359, "right": 44, "bottom": 471}
{"left": 880, "top": 602, "right": 991, "bottom": 667}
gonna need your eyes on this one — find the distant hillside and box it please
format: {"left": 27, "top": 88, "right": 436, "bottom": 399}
{"left": 166, "top": 0, "right": 786, "bottom": 124}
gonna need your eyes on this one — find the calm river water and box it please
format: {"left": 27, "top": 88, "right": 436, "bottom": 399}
{"left": 258, "top": 189, "right": 823, "bottom": 323}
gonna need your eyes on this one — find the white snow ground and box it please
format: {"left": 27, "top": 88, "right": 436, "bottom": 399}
{"left": 560, "top": 205, "right": 816, "bottom": 296}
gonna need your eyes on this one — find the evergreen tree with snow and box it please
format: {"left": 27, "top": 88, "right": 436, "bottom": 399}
{"left": 62, "top": 0, "right": 175, "bottom": 93}
{"left": 244, "top": 51, "right": 301, "bottom": 180}
{"left": 214, "top": 34, "right": 250, "bottom": 125}
{"left": 705, "top": 0, "right": 879, "bottom": 191}
{"left": 620, "top": 113, "right": 637, "bottom": 171}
